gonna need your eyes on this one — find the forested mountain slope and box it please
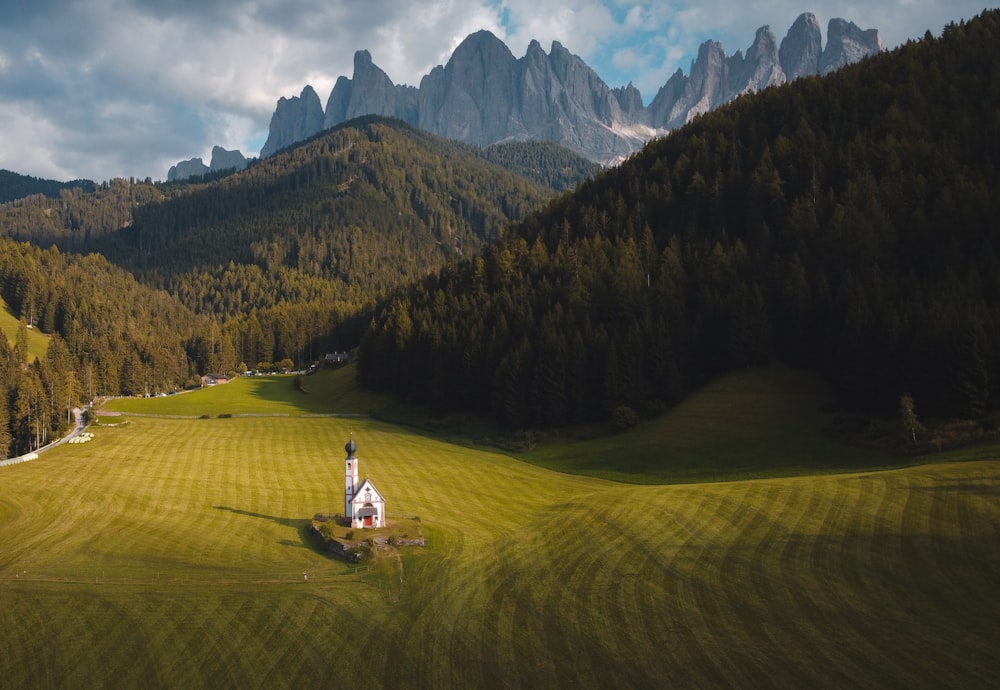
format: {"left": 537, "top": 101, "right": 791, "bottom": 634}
{"left": 475, "top": 140, "right": 602, "bottom": 192}
{"left": 105, "top": 118, "right": 558, "bottom": 367}
{"left": 0, "top": 118, "right": 578, "bottom": 376}
{"left": 0, "top": 169, "right": 96, "bottom": 204}
{"left": 0, "top": 239, "right": 211, "bottom": 456}
{"left": 359, "top": 11, "right": 1000, "bottom": 428}
{"left": 98, "top": 118, "right": 551, "bottom": 287}
{"left": 0, "top": 177, "right": 161, "bottom": 248}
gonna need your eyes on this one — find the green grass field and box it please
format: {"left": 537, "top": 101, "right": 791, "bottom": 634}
{"left": 108, "top": 366, "right": 384, "bottom": 417}
{"left": 523, "top": 366, "right": 898, "bottom": 483}
{"left": 0, "top": 296, "right": 49, "bottom": 362}
{"left": 2, "top": 368, "right": 998, "bottom": 687}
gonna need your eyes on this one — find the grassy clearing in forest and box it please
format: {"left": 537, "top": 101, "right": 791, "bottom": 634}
{"left": 0, "top": 296, "right": 49, "bottom": 362}
{"left": 2, "top": 367, "right": 998, "bottom": 688}
{"left": 105, "top": 366, "right": 384, "bottom": 417}
{"left": 523, "top": 366, "right": 898, "bottom": 483}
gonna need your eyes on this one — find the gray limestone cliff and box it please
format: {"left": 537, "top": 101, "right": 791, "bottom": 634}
{"left": 417, "top": 31, "right": 522, "bottom": 144}
{"left": 209, "top": 146, "right": 247, "bottom": 173}
{"left": 780, "top": 12, "right": 824, "bottom": 80}
{"left": 257, "top": 12, "right": 882, "bottom": 165}
{"left": 167, "top": 146, "right": 249, "bottom": 182}
{"left": 167, "top": 157, "right": 209, "bottom": 182}
{"left": 259, "top": 85, "right": 325, "bottom": 158}
{"left": 819, "top": 18, "right": 885, "bottom": 74}
{"left": 648, "top": 13, "right": 881, "bottom": 131}
{"left": 731, "top": 25, "right": 786, "bottom": 97}
{"left": 324, "top": 49, "right": 419, "bottom": 129}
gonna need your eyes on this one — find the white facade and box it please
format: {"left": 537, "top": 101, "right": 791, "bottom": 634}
{"left": 349, "top": 478, "right": 386, "bottom": 529}
{"left": 343, "top": 438, "right": 386, "bottom": 529}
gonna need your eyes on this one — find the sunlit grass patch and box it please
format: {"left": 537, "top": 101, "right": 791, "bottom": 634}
{"left": 0, "top": 296, "right": 49, "bottom": 362}
{"left": 1, "top": 363, "right": 998, "bottom": 687}
{"left": 104, "top": 366, "right": 387, "bottom": 418}
{"left": 523, "top": 366, "right": 898, "bottom": 483}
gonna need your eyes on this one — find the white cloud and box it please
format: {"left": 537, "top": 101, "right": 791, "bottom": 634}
{"left": 498, "top": 0, "right": 619, "bottom": 57}
{"left": 0, "top": 103, "right": 69, "bottom": 180}
{"left": 612, "top": 47, "right": 639, "bottom": 70}
{"left": 0, "top": 0, "right": 989, "bottom": 181}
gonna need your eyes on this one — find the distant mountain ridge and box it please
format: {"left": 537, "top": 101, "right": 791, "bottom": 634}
{"left": 257, "top": 12, "right": 882, "bottom": 166}
{"left": 0, "top": 169, "right": 95, "bottom": 203}
{"left": 167, "top": 146, "right": 250, "bottom": 182}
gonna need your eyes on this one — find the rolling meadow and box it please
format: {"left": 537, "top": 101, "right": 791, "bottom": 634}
{"left": 1, "top": 368, "right": 998, "bottom": 688}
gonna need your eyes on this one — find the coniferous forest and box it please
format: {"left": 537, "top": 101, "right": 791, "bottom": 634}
{"left": 0, "top": 240, "right": 208, "bottom": 455}
{"left": 0, "top": 169, "right": 96, "bottom": 205}
{"left": 358, "top": 11, "right": 1000, "bottom": 428}
{"left": 2, "top": 11, "right": 1000, "bottom": 456}
{"left": 0, "top": 121, "right": 584, "bottom": 456}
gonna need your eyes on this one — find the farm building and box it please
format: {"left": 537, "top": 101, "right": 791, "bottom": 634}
{"left": 344, "top": 438, "right": 385, "bottom": 529}
{"left": 325, "top": 352, "right": 349, "bottom": 365}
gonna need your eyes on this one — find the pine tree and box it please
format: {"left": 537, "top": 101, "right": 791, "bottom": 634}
{"left": 899, "top": 394, "right": 924, "bottom": 443}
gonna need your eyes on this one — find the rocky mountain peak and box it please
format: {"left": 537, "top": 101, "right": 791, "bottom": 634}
{"left": 209, "top": 146, "right": 247, "bottom": 173}
{"left": 780, "top": 12, "right": 823, "bottom": 80}
{"left": 250, "top": 13, "right": 882, "bottom": 167}
{"left": 354, "top": 49, "right": 373, "bottom": 69}
{"left": 323, "top": 49, "right": 418, "bottom": 129}
{"left": 645, "top": 15, "right": 880, "bottom": 133}
{"left": 167, "top": 157, "right": 208, "bottom": 182}
{"left": 167, "top": 147, "right": 248, "bottom": 182}
{"left": 819, "top": 18, "right": 884, "bottom": 74}
{"left": 455, "top": 29, "right": 515, "bottom": 61}
{"left": 613, "top": 83, "right": 645, "bottom": 116}
{"left": 259, "top": 85, "right": 324, "bottom": 158}
{"left": 525, "top": 39, "right": 545, "bottom": 60}
{"left": 730, "top": 25, "right": 786, "bottom": 97}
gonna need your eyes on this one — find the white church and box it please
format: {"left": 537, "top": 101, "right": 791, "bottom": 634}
{"left": 343, "top": 437, "right": 386, "bottom": 529}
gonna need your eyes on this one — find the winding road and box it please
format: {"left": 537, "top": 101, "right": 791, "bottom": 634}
{"left": 0, "top": 406, "right": 88, "bottom": 468}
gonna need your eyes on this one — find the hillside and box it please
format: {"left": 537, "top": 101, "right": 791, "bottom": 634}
{"left": 358, "top": 10, "right": 1000, "bottom": 429}
{"left": 475, "top": 140, "right": 602, "bottom": 192}
{"left": 0, "top": 169, "right": 95, "bottom": 204}
{"left": 0, "top": 177, "right": 162, "bottom": 249}
{"left": 99, "top": 118, "right": 551, "bottom": 284}
{"left": 0, "top": 238, "right": 211, "bottom": 457}
{"left": 0, "top": 118, "right": 581, "bottom": 380}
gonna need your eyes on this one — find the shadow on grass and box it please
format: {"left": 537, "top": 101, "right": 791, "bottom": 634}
{"left": 213, "top": 505, "right": 332, "bottom": 556}
{"left": 213, "top": 505, "right": 306, "bottom": 528}
{"left": 212, "top": 506, "right": 321, "bottom": 553}
{"left": 242, "top": 376, "right": 326, "bottom": 414}
{"left": 240, "top": 368, "right": 381, "bottom": 416}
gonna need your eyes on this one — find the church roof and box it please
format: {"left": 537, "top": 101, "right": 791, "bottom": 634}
{"left": 352, "top": 478, "right": 384, "bottom": 503}
{"left": 355, "top": 505, "right": 379, "bottom": 517}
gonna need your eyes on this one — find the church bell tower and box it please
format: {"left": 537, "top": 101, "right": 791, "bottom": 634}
{"left": 345, "top": 437, "right": 359, "bottom": 519}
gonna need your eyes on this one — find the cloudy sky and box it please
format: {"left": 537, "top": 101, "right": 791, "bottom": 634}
{"left": 0, "top": 0, "right": 988, "bottom": 182}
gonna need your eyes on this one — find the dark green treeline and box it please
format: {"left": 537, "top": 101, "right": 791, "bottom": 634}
{"left": 358, "top": 10, "right": 1000, "bottom": 427}
{"left": 0, "top": 240, "right": 213, "bottom": 455}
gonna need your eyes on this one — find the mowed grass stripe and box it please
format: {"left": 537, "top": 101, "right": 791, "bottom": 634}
{"left": 3, "top": 395, "right": 1000, "bottom": 686}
